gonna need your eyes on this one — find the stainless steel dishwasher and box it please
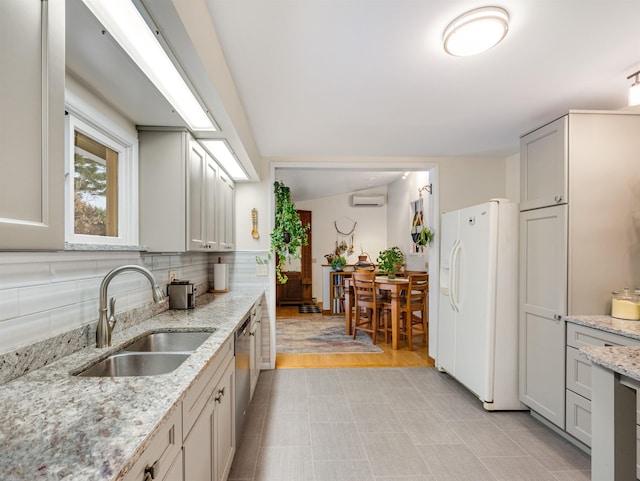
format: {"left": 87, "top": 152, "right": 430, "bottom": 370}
{"left": 235, "top": 314, "right": 251, "bottom": 437}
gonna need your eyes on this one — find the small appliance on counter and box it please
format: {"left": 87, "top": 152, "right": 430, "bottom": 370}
{"left": 167, "top": 280, "right": 195, "bottom": 309}
{"left": 611, "top": 288, "right": 640, "bottom": 320}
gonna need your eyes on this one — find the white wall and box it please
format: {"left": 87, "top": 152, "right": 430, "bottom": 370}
{"left": 505, "top": 152, "right": 520, "bottom": 202}
{"left": 438, "top": 156, "right": 507, "bottom": 213}
{"left": 387, "top": 171, "right": 434, "bottom": 254}
{"left": 296, "top": 189, "right": 389, "bottom": 303}
{"left": 234, "top": 179, "right": 271, "bottom": 252}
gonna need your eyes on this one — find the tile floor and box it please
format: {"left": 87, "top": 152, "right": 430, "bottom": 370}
{"left": 228, "top": 367, "right": 591, "bottom": 481}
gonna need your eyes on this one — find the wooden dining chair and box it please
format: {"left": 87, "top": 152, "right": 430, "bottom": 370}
{"left": 398, "top": 273, "right": 429, "bottom": 350}
{"left": 352, "top": 272, "right": 386, "bottom": 344}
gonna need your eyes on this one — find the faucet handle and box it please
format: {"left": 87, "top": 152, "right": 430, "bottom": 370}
{"left": 108, "top": 297, "right": 117, "bottom": 329}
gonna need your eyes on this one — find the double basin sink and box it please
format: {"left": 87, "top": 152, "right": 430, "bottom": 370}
{"left": 76, "top": 331, "right": 214, "bottom": 378}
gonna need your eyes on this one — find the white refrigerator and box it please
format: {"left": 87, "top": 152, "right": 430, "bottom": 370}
{"left": 437, "top": 199, "right": 522, "bottom": 410}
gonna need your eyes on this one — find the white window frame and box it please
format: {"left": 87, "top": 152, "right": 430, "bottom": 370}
{"left": 64, "top": 106, "right": 139, "bottom": 247}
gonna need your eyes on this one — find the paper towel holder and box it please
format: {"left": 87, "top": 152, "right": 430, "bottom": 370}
{"left": 210, "top": 258, "right": 230, "bottom": 293}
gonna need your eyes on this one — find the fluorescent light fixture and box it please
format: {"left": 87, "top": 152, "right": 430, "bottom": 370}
{"left": 200, "top": 140, "right": 248, "bottom": 180}
{"left": 628, "top": 70, "right": 640, "bottom": 107}
{"left": 443, "top": 6, "right": 509, "bottom": 57}
{"left": 82, "top": 0, "right": 216, "bottom": 131}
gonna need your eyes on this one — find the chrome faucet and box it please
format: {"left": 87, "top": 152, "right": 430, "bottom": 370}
{"left": 96, "top": 265, "right": 165, "bottom": 348}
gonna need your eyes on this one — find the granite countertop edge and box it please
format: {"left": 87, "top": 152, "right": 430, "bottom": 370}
{"left": 0, "top": 288, "right": 264, "bottom": 481}
{"left": 566, "top": 315, "right": 640, "bottom": 383}
{"left": 581, "top": 345, "right": 640, "bottom": 384}
{"left": 565, "top": 314, "right": 640, "bottom": 341}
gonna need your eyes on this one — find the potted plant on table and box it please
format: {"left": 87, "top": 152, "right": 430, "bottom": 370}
{"left": 330, "top": 255, "right": 347, "bottom": 271}
{"left": 266, "top": 181, "right": 310, "bottom": 284}
{"left": 376, "top": 246, "right": 405, "bottom": 279}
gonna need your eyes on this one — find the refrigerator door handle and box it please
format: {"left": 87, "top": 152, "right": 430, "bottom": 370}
{"left": 449, "top": 240, "right": 462, "bottom": 312}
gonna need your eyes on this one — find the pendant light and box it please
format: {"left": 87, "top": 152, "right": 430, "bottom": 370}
{"left": 443, "top": 6, "right": 510, "bottom": 57}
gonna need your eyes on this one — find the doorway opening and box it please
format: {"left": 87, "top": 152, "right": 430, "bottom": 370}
{"left": 268, "top": 163, "right": 440, "bottom": 369}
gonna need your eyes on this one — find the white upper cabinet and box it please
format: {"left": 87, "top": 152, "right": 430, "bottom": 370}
{"left": 217, "top": 170, "right": 235, "bottom": 250}
{"left": 139, "top": 130, "right": 233, "bottom": 252}
{"left": 188, "top": 140, "right": 219, "bottom": 251}
{"left": 0, "top": 0, "right": 65, "bottom": 249}
{"left": 520, "top": 116, "right": 568, "bottom": 211}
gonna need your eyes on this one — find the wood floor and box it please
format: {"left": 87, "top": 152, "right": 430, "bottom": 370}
{"left": 275, "top": 305, "right": 435, "bottom": 369}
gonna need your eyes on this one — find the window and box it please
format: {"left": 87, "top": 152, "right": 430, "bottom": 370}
{"left": 65, "top": 109, "right": 138, "bottom": 246}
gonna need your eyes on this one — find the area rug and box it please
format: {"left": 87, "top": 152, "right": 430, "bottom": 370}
{"left": 276, "top": 316, "right": 383, "bottom": 354}
{"left": 298, "top": 305, "right": 321, "bottom": 314}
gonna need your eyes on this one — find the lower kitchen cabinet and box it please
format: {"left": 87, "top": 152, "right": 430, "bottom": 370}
{"left": 250, "top": 298, "right": 263, "bottom": 399}
{"left": 565, "top": 322, "right": 640, "bottom": 477}
{"left": 183, "top": 346, "right": 236, "bottom": 481}
{"left": 121, "top": 406, "right": 183, "bottom": 481}
{"left": 123, "top": 337, "right": 236, "bottom": 481}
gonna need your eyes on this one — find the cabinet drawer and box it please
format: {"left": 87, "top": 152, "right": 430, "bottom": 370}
{"left": 121, "top": 404, "right": 182, "bottom": 481}
{"left": 565, "top": 390, "right": 591, "bottom": 446}
{"left": 566, "top": 346, "right": 593, "bottom": 399}
{"left": 183, "top": 337, "right": 233, "bottom": 440}
{"left": 566, "top": 322, "right": 640, "bottom": 349}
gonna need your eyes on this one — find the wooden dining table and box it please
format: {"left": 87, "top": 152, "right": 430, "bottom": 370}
{"left": 343, "top": 276, "right": 415, "bottom": 350}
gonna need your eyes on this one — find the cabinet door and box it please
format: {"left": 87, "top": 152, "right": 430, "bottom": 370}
{"left": 163, "top": 450, "right": 184, "bottom": 481}
{"left": 0, "top": 0, "right": 64, "bottom": 249}
{"left": 205, "top": 157, "right": 219, "bottom": 250}
{"left": 519, "top": 205, "right": 567, "bottom": 428}
{"left": 184, "top": 394, "right": 214, "bottom": 481}
{"left": 520, "top": 116, "right": 568, "bottom": 211}
{"left": 188, "top": 140, "right": 207, "bottom": 251}
{"left": 214, "top": 360, "right": 236, "bottom": 481}
{"left": 217, "top": 171, "right": 234, "bottom": 250}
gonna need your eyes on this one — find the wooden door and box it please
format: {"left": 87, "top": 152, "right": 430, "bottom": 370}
{"left": 299, "top": 210, "right": 313, "bottom": 305}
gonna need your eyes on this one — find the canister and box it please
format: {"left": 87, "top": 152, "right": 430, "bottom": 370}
{"left": 611, "top": 288, "right": 640, "bottom": 320}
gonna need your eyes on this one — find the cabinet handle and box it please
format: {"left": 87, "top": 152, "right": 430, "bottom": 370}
{"left": 554, "top": 195, "right": 563, "bottom": 203}
{"left": 215, "top": 386, "right": 225, "bottom": 403}
{"left": 553, "top": 314, "right": 563, "bottom": 321}
{"left": 144, "top": 460, "right": 159, "bottom": 480}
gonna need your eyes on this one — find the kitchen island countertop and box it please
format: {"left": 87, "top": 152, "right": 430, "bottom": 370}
{"left": 0, "top": 289, "right": 263, "bottom": 481}
{"left": 565, "top": 314, "right": 640, "bottom": 341}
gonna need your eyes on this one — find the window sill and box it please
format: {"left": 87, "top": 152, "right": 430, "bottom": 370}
{"left": 64, "top": 242, "right": 148, "bottom": 252}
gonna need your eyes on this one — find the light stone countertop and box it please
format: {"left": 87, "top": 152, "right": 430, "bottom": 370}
{"left": 565, "top": 314, "right": 640, "bottom": 341}
{"left": 566, "top": 315, "right": 640, "bottom": 382}
{"left": 0, "top": 289, "right": 263, "bottom": 481}
{"left": 580, "top": 345, "right": 640, "bottom": 383}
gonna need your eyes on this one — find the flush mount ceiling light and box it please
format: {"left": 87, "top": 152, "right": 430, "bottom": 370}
{"left": 200, "top": 140, "right": 248, "bottom": 180}
{"left": 628, "top": 70, "right": 640, "bottom": 107}
{"left": 82, "top": 0, "right": 216, "bottom": 131}
{"left": 443, "top": 6, "right": 509, "bottom": 57}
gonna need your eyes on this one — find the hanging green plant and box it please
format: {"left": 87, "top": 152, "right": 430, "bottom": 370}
{"left": 265, "top": 181, "right": 310, "bottom": 283}
{"left": 414, "top": 225, "right": 434, "bottom": 246}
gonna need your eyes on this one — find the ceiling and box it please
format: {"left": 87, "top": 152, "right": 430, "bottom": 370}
{"left": 204, "top": 0, "right": 640, "bottom": 158}
{"left": 67, "top": 1, "right": 640, "bottom": 200}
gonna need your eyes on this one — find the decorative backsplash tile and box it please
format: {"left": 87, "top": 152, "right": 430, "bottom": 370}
{"left": 0, "top": 250, "right": 274, "bottom": 383}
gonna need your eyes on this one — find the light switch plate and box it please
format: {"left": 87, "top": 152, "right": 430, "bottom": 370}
{"left": 168, "top": 270, "right": 177, "bottom": 283}
{"left": 256, "top": 264, "right": 268, "bottom": 276}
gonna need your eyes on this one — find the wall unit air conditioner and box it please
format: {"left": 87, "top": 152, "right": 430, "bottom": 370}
{"left": 351, "top": 194, "right": 385, "bottom": 206}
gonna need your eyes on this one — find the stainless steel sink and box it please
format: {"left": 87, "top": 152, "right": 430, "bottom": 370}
{"left": 122, "top": 331, "right": 213, "bottom": 353}
{"left": 77, "top": 352, "right": 191, "bottom": 377}
{"left": 76, "top": 330, "right": 214, "bottom": 377}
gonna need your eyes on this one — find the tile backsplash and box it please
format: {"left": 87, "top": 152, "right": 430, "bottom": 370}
{"left": 0, "top": 250, "right": 272, "bottom": 382}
